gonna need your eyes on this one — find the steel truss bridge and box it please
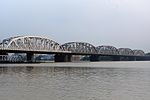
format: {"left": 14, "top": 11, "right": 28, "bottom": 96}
{"left": 0, "top": 36, "right": 149, "bottom": 62}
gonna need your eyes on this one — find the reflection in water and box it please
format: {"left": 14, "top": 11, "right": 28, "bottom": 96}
{"left": 0, "top": 66, "right": 150, "bottom": 100}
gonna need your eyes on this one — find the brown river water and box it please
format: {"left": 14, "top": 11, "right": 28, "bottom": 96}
{"left": 0, "top": 61, "right": 150, "bottom": 100}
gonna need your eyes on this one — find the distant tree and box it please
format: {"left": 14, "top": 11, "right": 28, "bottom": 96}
{"left": 146, "top": 53, "right": 150, "bottom": 56}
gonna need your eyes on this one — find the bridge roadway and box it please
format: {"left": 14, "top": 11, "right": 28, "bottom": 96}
{"left": 0, "top": 48, "right": 148, "bottom": 62}
{"left": 0, "top": 36, "right": 149, "bottom": 62}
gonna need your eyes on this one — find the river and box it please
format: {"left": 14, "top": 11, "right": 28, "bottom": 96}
{"left": 0, "top": 61, "right": 150, "bottom": 100}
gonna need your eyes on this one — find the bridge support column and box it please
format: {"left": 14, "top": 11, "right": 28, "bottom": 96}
{"left": 134, "top": 57, "right": 137, "bottom": 61}
{"left": 27, "top": 52, "right": 34, "bottom": 62}
{"left": 90, "top": 55, "right": 99, "bottom": 62}
{"left": 71, "top": 55, "right": 82, "bottom": 62}
{"left": 55, "top": 54, "right": 72, "bottom": 62}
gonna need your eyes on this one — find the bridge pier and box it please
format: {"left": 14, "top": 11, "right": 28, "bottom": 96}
{"left": 27, "top": 52, "right": 34, "bottom": 62}
{"left": 72, "top": 55, "right": 82, "bottom": 62}
{"left": 55, "top": 54, "right": 72, "bottom": 62}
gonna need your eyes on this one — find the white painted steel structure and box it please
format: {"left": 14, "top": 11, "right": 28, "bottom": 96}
{"left": 0, "top": 36, "right": 146, "bottom": 57}
{"left": 0, "top": 36, "right": 64, "bottom": 52}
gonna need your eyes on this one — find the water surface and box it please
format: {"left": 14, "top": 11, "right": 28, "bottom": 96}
{"left": 0, "top": 62, "right": 150, "bottom": 100}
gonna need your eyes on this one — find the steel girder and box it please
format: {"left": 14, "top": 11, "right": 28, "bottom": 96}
{"left": 96, "top": 45, "right": 119, "bottom": 55}
{"left": 118, "top": 48, "right": 134, "bottom": 55}
{"left": 9, "top": 54, "right": 26, "bottom": 62}
{"left": 61, "top": 42, "right": 97, "bottom": 54}
{"left": 133, "top": 50, "right": 145, "bottom": 56}
{"left": 0, "top": 36, "right": 62, "bottom": 51}
{"left": 0, "top": 36, "right": 146, "bottom": 56}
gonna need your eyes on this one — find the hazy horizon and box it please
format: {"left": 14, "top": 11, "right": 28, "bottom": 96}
{"left": 0, "top": 0, "right": 150, "bottom": 52}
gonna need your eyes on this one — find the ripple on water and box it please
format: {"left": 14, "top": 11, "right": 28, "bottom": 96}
{"left": 0, "top": 62, "right": 150, "bottom": 100}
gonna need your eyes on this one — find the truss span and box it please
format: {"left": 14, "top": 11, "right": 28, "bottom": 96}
{"left": 0, "top": 35, "right": 146, "bottom": 57}
{"left": 96, "top": 45, "right": 119, "bottom": 55}
{"left": 133, "top": 50, "right": 145, "bottom": 56}
{"left": 61, "top": 42, "right": 97, "bottom": 54}
{"left": 118, "top": 48, "right": 134, "bottom": 56}
{"left": 9, "top": 54, "right": 26, "bottom": 62}
{"left": 0, "top": 36, "right": 63, "bottom": 51}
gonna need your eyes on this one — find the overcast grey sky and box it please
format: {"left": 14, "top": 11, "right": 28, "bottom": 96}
{"left": 0, "top": 0, "right": 150, "bottom": 52}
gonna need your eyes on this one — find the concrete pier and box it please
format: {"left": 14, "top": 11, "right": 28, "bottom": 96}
{"left": 27, "top": 52, "right": 34, "bottom": 62}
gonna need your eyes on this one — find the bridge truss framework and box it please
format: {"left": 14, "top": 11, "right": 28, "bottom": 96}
{"left": 0, "top": 36, "right": 147, "bottom": 62}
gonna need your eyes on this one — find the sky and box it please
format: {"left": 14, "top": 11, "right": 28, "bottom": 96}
{"left": 0, "top": 0, "right": 150, "bottom": 52}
